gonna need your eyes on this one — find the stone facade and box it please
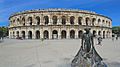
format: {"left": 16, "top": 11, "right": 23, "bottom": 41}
{"left": 8, "top": 8, "right": 112, "bottom": 39}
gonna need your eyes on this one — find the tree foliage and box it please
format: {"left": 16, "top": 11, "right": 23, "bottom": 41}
{"left": 0, "top": 26, "right": 8, "bottom": 37}
{"left": 112, "top": 26, "right": 120, "bottom": 34}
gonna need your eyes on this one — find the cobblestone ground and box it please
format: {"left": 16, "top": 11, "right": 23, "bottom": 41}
{"left": 0, "top": 38, "right": 120, "bottom": 67}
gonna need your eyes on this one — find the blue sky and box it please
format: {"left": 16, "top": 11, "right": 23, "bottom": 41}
{"left": 0, "top": 0, "right": 120, "bottom": 26}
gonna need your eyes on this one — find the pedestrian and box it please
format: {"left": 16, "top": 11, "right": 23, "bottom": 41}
{"left": 112, "top": 34, "right": 115, "bottom": 41}
{"left": 97, "top": 35, "right": 102, "bottom": 45}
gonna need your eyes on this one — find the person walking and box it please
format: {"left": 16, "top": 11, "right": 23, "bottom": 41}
{"left": 97, "top": 35, "right": 102, "bottom": 45}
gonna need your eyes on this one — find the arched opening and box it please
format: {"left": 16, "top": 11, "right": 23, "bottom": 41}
{"left": 61, "top": 30, "right": 66, "bottom": 39}
{"left": 103, "top": 31, "right": 105, "bottom": 39}
{"left": 106, "top": 21, "right": 108, "bottom": 26}
{"left": 36, "top": 30, "right": 40, "bottom": 39}
{"left": 52, "top": 16, "right": 57, "bottom": 25}
{"left": 28, "top": 31, "right": 32, "bottom": 39}
{"left": 22, "top": 31, "right": 25, "bottom": 39}
{"left": 98, "top": 19, "right": 101, "bottom": 25}
{"left": 16, "top": 31, "right": 19, "bottom": 38}
{"left": 36, "top": 16, "right": 40, "bottom": 25}
{"left": 44, "top": 16, "right": 49, "bottom": 25}
{"left": 106, "top": 31, "right": 109, "bottom": 38}
{"left": 28, "top": 17, "right": 32, "bottom": 25}
{"left": 78, "top": 17, "right": 82, "bottom": 25}
{"left": 70, "top": 30, "right": 75, "bottom": 39}
{"left": 78, "top": 30, "right": 83, "bottom": 38}
{"left": 92, "top": 18, "right": 96, "bottom": 26}
{"left": 44, "top": 30, "right": 49, "bottom": 39}
{"left": 108, "top": 22, "right": 111, "bottom": 27}
{"left": 98, "top": 31, "right": 101, "bottom": 36}
{"left": 93, "top": 30, "right": 96, "bottom": 37}
{"left": 70, "top": 16, "right": 75, "bottom": 25}
{"left": 22, "top": 17, "right": 25, "bottom": 26}
{"left": 86, "top": 17, "right": 90, "bottom": 26}
{"left": 52, "top": 30, "right": 58, "bottom": 39}
{"left": 17, "top": 18, "right": 20, "bottom": 25}
{"left": 62, "top": 16, "right": 66, "bottom": 25}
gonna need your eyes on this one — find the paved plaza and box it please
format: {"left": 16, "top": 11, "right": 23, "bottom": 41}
{"left": 0, "top": 38, "right": 120, "bottom": 67}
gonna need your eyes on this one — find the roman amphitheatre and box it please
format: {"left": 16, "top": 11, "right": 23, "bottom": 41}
{"left": 8, "top": 8, "right": 112, "bottom": 39}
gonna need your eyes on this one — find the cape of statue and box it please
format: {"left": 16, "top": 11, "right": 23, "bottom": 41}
{"left": 71, "top": 28, "right": 107, "bottom": 67}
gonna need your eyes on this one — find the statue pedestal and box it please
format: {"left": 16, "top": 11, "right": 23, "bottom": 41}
{"left": 71, "top": 46, "right": 107, "bottom": 67}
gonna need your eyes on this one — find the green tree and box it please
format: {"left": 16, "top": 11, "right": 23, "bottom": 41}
{"left": 112, "top": 26, "right": 120, "bottom": 35}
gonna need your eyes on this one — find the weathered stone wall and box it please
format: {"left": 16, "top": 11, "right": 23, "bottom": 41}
{"left": 9, "top": 9, "right": 112, "bottom": 39}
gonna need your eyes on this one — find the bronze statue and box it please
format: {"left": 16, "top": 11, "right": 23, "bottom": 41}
{"left": 81, "top": 28, "right": 93, "bottom": 53}
{"left": 71, "top": 27, "right": 106, "bottom": 67}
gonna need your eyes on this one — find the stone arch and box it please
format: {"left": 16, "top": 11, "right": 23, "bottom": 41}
{"left": 103, "top": 31, "right": 105, "bottom": 38}
{"left": 61, "top": 30, "right": 67, "bottom": 39}
{"left": 44, "top": 16, "right": 49, "bottom": 25}
{"left": 62, "top": 16, "right": 66, "bottom": 25}
{"left": 21, "top": 31, "right": 25, "bottom": 39}
{"left": 17, "top": 18, "right": 20, "bottom": 25}
{"left": 28, "top": 17, "right": 32, "bottom": 25}
{"left": 36, "top": 30, "right": 40, "bottom": 39}
{"left": 102, "top": 20, "right": 105, "bottom": 26}
{"left": 78, "top": 17, "right": 82, "bottom": 25}
{"left": 106, "top": 21, "right": 108, "bottom": 26}
{"left": 85, "top": 17, "right": 90, "bottom": 26}
{"left": 52, "top": 30, "right": 58, "bottom": 39}
{"left": 36, "top": 16, "right": 40, "bottom": 25}
{"left": 108, "top": 21, "right": 111, "bottom": 27}
{"left": 22, "top": 17, "right": 25, "bottom": 26}
{"left": 78, "top": 30, "right": 83, "bottom": 38}
{"left": 98, "top": 31, "right": 101, "bottom": 36}
{"left": 106, "top": 31, "right": 109, "bottom": 38}
{"left": 70, "top": 30, "right": 75, "bottom": 39}
{"left": 70, "top": 16, "right": 75, "bottom": 25}
{"left": 92, "top": 18, "right": 96, "bottom": 26}
{"left": 52, "top": 16, "right": 57, "bottom": 25}
{"left": 16, "top": 31, "right": 19, "bottom": 38}
{"left": 93, "top": 30, "right": 96, "bottom": 37}
{"left": 28, "top": 31, "right": 32, "bottom": 39}
{"left": 98, "top": 19, "right": 101, "bottom": 25}
{"left": 43, "top": 30, "right": 49, "bottom": 39}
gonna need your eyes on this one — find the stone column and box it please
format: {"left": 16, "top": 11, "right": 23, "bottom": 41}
{"left": 67, "top": 28, "right": 70, "bottom": 39}
{"left": 66, "top": 16, "right": 70, "bottom": 25}
{"left": 40, "top": 15, "right": 44, "bottom": 25}
{"left": 58, "top": 29, "right": 61, "bottom": 39}
{"left": 40, "top": 28, "right": 43, "bottom": 39}
{"left": 49, "top": 29, "right": 52, "bottom": 39}
{"left": 48, "top": 15, "right": 51, "bottom": 25}
{"left": 25, "top": 27, "right": 28, "bottom": 39}
{"left": 75, "top": 29, "right": 78, "bottom": 39}
{"left": 32, "top": 28, "right": 36, "bottom": 39}
{"left": 82, "top": 17, "right": 86, "bottom": 25}
{"left": 75, "top": 16, "right": 78, "bottom": 25}
{"left": 58, "top": 16, "right": 62, "bottom": 25}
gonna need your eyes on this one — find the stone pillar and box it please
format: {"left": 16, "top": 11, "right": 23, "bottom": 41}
{"left": 40, "top": 28, "right": 43, "bottom": 39}
{"left": 25, "top": 27, "right": 28, "bottom": 39}
{"left": 58, "top": 29, "right": 61, "bottom": 39}
{"left": 58, "top": 16, "right": 62, "bottom": 25}
{"left": 32, "top": 28, "right": 36, "bottom": 39}
{"left": 66, "top": 16, "right": 70, "bottom": 25}
{"left": 75, "top": 29, "right": 78, "bottom": 39}
{"left": 49, "top": 29, "right": 52, "bottom": 39}
{"left": 75, "top": 17, "right": 78, "bottom": 25}
{"left": 67, "top": 28, "right": 70, "bottom": 39}
{"left": 49, "top": 15, "right": 52, "bottom": 25}
{"left": 40, "top": 15, "right": 44, "bottom": 25}
{"left": 82, "top": 17, "right": 86, "bottom": 25}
